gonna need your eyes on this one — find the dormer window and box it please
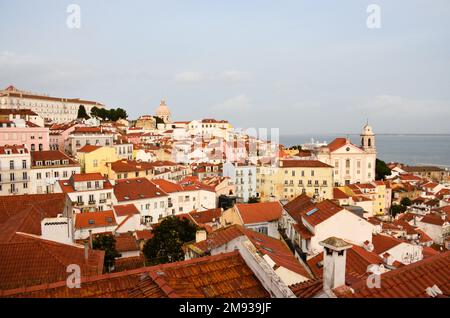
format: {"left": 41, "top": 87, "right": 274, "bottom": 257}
{"left": 88, "top": 219, "right": 94, "bottom": 225}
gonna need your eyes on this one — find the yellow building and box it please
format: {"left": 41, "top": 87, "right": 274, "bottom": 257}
{"left": 76, "top": 145, "right": 118, "bottom": 176}
{"left": 257, "top": 160, "right": 333, "bottom": 201}
{"left": 340, "top": 181, "right": 386, "bottom": 216}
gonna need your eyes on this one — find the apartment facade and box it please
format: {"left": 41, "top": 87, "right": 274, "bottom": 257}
{"left": 0, "top": 145, "right": 31, "bottom": 195}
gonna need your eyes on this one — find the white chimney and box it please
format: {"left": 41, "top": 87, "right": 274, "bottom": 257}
{"left": 320, "top": 237, "right": 352, "bottom": 291}
{"left": 195, "top": 229, "right": 207, "bottom": 243}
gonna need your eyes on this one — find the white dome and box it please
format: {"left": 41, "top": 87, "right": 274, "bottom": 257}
{"left": 155, "top": 99, "right": 171, "bottom": 118}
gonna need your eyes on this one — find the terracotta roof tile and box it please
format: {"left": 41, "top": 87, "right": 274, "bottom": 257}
{"left": 236, "top": 202, "right": 282, "bottom": 224}
{"left": 114, "top": 178, "right": 168, "bottom": 202}
{"left": 0, "top": 234, "right": 104, "bottom": 290}
{"left": 2, "top": 251, "right": 269, "bottom": 298}
{"left": 74, "top": 211, "right": 117, "bottom": 229}
{"left": 335, "top": 251, "right": 450, "bottom": 298}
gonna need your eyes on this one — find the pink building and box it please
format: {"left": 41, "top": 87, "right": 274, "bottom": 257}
{"left": 49, "top": 122, "right": 81, "bottom": 152}
{"left": 0, "top": 118, "right": 49, "bottom": 151}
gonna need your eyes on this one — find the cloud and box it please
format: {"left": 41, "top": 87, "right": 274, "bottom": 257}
{"left": 220, "top": 70, "right": 250, "bottom": 82}
{"left": 173, "top": 70, "right": 250, "bottom": 83}
{"left": 174, "top": 71, "right": 203, "bottom": 83}
{"left": 213, "top": 94, "right": 253, "bottom": 113}
{"left": 349, "top": 95, "right": 450, "bottom": 117}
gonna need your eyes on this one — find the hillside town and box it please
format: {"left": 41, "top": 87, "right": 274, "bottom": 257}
{"left": 0, "top": 85, "right": 449, "bottom": 298}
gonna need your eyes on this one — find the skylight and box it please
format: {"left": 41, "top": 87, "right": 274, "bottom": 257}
{"left": 306, "top": 208, "right": 319, "bottom": 216}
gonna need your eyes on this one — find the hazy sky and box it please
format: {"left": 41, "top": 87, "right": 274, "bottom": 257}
{"left": 1, "top": 0, "right": 449, "bottom": 134}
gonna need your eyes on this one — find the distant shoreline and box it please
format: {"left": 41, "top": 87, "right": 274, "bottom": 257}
{"left": 281, "top": 133, "right": 450, "bottom": 137}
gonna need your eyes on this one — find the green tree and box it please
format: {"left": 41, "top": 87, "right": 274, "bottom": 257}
{"left": 115, "top": 108, "right": 128, "bottom": 120}
{"left": 77, "top": 105, "right": 90, "bottom": 119}
{"left": 143, "top": 217, "right": 198, "bottom": 265}
{"left": 400, "top": 197, "right": 412, "bottom": 207}
{"left": 92, "top": 234, "right": 121, "bottom": 272}
{"left": 390, "top": 204, "right": 407, "bottom": 217}
{"left": 375, "top": 159, "right": 391, "bottom": 180}
{"left": 288, "top": 145, "right": 303, "bottom": 151}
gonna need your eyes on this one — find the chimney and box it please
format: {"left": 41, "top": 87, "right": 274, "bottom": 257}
{"left": 195, "top": 229, "right": 207, "bottom": 243}
{"left": 89, "top": 230, "right": 93, "bottom": 249}
{"left": 84, "top": 242, "right": 89, "bottom": 262}
{"left": 320, "top": 237, "right": 352, "bottom": 291}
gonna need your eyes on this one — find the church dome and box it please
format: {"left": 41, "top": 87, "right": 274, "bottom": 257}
{"left": 155, "top": 99, "right": 172, "bottom": 122}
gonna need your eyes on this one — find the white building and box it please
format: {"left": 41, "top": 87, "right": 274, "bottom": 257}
{"left": 0, "top": 144, "right": 31, "bottom": 196}
{"left": 56, "top": 173, "right": 114, "bottom": 212}
{"left": 0, "top": 85, "right": 106, "bottom": 123}
{"left": 280, "top": 194, "right": 374, "bottom": 259}
{"left": 223, "top": 162, "right": 257, "bottom": 203}
{"left": 152, "top": 178, "right": 217, "bottom": 215}
{"left": 315, "top": 123, "right": 377, "bottom": 186}
{"left": 30, "top": 150, "right": 81, "bottom": 194}
{"left": 113, "top": 178, "right": 169, "bottom": 225}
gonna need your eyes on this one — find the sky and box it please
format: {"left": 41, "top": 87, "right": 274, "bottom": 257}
{"left": 1, "top": 0, "right": 450, "bottom": 135}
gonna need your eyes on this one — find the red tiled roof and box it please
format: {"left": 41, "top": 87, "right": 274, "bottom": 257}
{"left": 77, "top": 145, "right": 102, "bottom": 153}
{"left": 0, "top": 193, "right": 67, "bottom": 243}
{"left": 135, "top": 230, "right": 153, "bottom": 241}
{"left": 302, "top": 200, "right": 344, "bottom": 227}
{"left": 109, "top": 160, "right": 155, "bottom": 173}
{"left": 280, "top": 160, "right": 333, "bottom": 168}
{"left": 290, "top": 279, "right": 323, "bottom": 298}
{"left": 0, "top": 144, "right": 28, "bottom": 155}
{"left": 75, "top": 211, "right": 117, "bottom": 229}
{"left": 1, "top": 251, "right": 269, "bottom": 298}
{"left": 71, "top": 173, "right": 105, "bottom": 182}
{"left": 283, "top": 194, "right": 316, "bottom": 224}
{"left": 188, "top": 208, "right": 222, "bottom": 224}
{"left": 190, "top": 225, "right": 311, "bottom": 279}
{"left": 327, "top": 138, "right": 348, "bottom": 152}
{"left": 0, "top": 234, "right": 104, "bottom": 290}
{"left": 333, "top": 188, "right": 350, "bottom": 200}
{"left": 31, "top": 150, "right": 77, "bottom": 166}
{"left": 236, "top": 202, "right": 282, "bottom": 224}
{"left": 113, "top": 204, "right": 140, "bottom": 217}
{"left": 115, "top": 234, "right": 139, "bottom": 253}
{"left": 152, "top": 179, "right": 184, "bottom": 193}
{"left": 419, "top": 214, "right": 447, "bottom": 226}
{"left": 114, "top": 178, "right": 168, "bottom": 202}
{"left": 371, "top": 234, "right": 404, "bottom": 254}
{"left": 335, "top": 251, "right": 450, "bottom": 298}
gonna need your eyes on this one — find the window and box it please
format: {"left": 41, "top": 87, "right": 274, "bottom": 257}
{"left": 10, "top": 173, "right": 15, "bottom": 181}
{"left": 311, "top": 170, "right": 315, "bottom": 177}
{"left": 346, "top": 159, "right": 350, "bottom": 169}
{"left": 95, "top": 181, "right": 99, "bottom": 188}
{"left": 23, "top": 172, "right": 27, "bottom": 180}
{"left": 9, "top": 160, "right": 14, "bottom": 170}
{"left": 77, "top": 195, "right": 83, "bottom": 203}
{"left": 63, "top": 171, "right": 68, "bottom": 178}
{"left": 54, "top": 171, "right": 59, "bottom": 178}
{"left": 87, "top": 181, "right": 92, "bottom": 189}
{"left": 22, "top": 160, "right": 27, "bottom": 169}
{"left": 37, "top": 173, "right": 42, "bottom": 180}
{"left": 93, "top": 159, "right": 98, "bottom": 168}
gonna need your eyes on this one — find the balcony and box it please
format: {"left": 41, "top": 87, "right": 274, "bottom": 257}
{"left": 74, "top": 201, "right": 85, "bottom": 207}
{"left": 99, "top": 199, "right": 106, "bottom": 204}
{"left": 88, "top": 200, "right": 96, "bottom": 205}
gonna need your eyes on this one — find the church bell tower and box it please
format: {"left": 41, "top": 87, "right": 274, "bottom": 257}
{"left": 361, "top": 122, "right": 376, "bottom": 153}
